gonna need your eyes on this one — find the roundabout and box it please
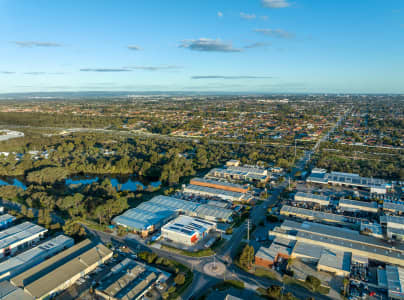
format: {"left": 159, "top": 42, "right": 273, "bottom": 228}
{"left": 203, "top": 260, "right": 226, "bottom": 277}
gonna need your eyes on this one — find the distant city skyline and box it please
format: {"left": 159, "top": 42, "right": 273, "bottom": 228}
{"left": 1, "top": 0, "right": 403, "bottom": 93}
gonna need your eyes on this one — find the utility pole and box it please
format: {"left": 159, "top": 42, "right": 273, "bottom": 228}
{"left": 294, "top": 139, "right": 297, "bottom": 161}
{"left": 247, "top": 219, "right": 250, "bottom": 243}
{"left": 247, "top": 219, "right": 251, "bottom": 269}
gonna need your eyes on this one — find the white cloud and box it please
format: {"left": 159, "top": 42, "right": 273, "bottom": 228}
{"left": 262, "top": 0, "right": 291, "bottom": 8}
{"left": 128, "top": 65, "right": 182, "bottom": 71}
{"left": 13, "top": 41, "right": 62, "bottom": 47}
{"left": 240, "top": 12, "right": 256, "bottom": 20}
{"left": 179, "top": 38, "right": 242, "bottom": 52}
{"left": 244, "top": 42, "right": 270, "bottom": 49}
{"left": 127, "top": 45, "right": 142, "bottom": 51}
{"left": 254, "top": 29, "right": 295, "bottom": 39}
{"left": 218, "top": 11, "right": 223, "bottom": 17}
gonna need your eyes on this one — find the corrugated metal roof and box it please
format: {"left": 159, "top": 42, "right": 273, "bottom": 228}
{"left": 318, "top": 249, "right": 351, "bottom": 272}
{"left": 24, "top": 244, "right": 112, "bottom": 299}
{"left": 11, "top": 239, "right": 93, "bottom": 288}
{"left": 0, "top": 235, "right": 73, "bottom": 279}
{"left": 339, "top": 199, "right": 378, "bottom": 209}
{"left": 281, "top": 205, "right": 347, "bottom": 222}
{"left": 0, "top": 222, "right": 47, "bottom": 250}
{"left": 386, "top": 265, "right": 404, "bottom": 296}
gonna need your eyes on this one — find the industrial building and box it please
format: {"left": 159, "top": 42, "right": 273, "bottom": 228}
{"left": 294, "top": 192, "right": 330, "bottom": 206}
{"left": 147, "top": 195, "right": 199, "bottom": 214}
{"left": 0, "top": 222, "right": 47, "bottom": 259}
{"left": 113, "top": 206, "right": 176, "bottom": 238}
{"left": 280, "top": 205, "right": 357, "bottom": 227}
{"left": 338, "top": 199, "right": 379, "bottom": 213}
{"left": 255, "top": 237, "right": 294, "bottom": 268}
{"left": 383, "top": 201, "right": 404, "bottom": 215}
{"left": 380, "top": 215, "right": 404, "bottom": 241}
{"left": 96, "top": 258, "right": 170, "bottom": 300}
{"left": 0, "top": 280, "right": 34, "bottom": 300}
{"left": 113, "top": 195, "right": 233, "bottom": 237}
{"left": 161, "top": 216, "right": 216, "bottom": 246}
{"left": 360, "top": 222, "right": 383, "bottom": 239}
{"left": 271, "top": 220, "right": 404, "bottom": 267}
{"left": 384, "top": 265, "right": 404, "bottom": 300}
{"left": 148, "top": 196, "right": 233, "bottom": 222}
{"left": 0, "top": 235, "right": 74, "bottom": 280}
{"left": 190, "top": 177, "right": 249, "bottom": 193}
{"left": 291, "top": 241, "right": 324, "bottom": 263}
{"left": 194, "top": 205, "right": 233, "bottom": 223}
{"left": 317, "top": 249, "right": 351, "bottom": 276}
{"left": 307, "top": 169, "right": 390, "bottom": 194}
{"left": 206, "top": 165, "right": 269, "bottom": 183}
{"left": 0, "top": 214, "right": 16, "bottom": 229}
{"left": 183, "top": 184, "right": 253, "bottom": 202}
{"left": 11, "top": 239, "right": 112, "bottom": 300}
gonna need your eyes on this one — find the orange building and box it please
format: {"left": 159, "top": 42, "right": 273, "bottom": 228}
{"left": 190, "top": 178, "right": 248, "bottom": 193}
{"left": 255, "top": 238, "right": 294, "bottom": 268}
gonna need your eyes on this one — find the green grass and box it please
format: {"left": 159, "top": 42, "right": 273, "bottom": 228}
{"left": 161, "top": 237, "right": 225, "bottom": 257}
{"left": 212, "top": 280, "right": 245, "bottom": 291}
{"left": 282, "top": 275, "right": 329, "bottom": 295}
{"left": 253, "top": 268, "right": 279, "bottom": 280}
{"left": 161, "top": 244, "right": 214, "bottom": 257}
{"left": 317, "top": 285, "right": 331, "bottom": 294}
{"left": 168, "top": 270, "right": 194, "bottom": 300}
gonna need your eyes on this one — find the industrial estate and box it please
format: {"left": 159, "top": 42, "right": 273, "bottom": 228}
{"left": 0, "top": 1, "right": 403, "bottom": 298}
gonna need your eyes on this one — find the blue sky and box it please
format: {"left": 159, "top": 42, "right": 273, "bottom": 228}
{"left": 0, "top": 0, "right": 403, "bottom": 93}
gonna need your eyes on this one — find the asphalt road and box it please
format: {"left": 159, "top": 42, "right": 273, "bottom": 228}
{"left": 84, "top": 112, "right": 349, "bottom": 300}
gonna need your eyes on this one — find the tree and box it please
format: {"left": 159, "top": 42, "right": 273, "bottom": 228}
{"left": 26, "top": 167, "right": 69, "bottom": 184}
{"left": 266, "top": 285, "right": 282, "bottom": 299}
{"left": 27, "top": 209, "right": 35, "bottom": 219}
{"left": 239, "top": 244, "right": 254, "bottom": 269}
{"left": 305, "top": 275, "right": 321, "bottom": 292}
{"left": 174, "top": 273, "right": 186, "bottom": 285}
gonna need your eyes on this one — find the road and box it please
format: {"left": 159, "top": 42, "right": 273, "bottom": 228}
{"left": 86, "top": 143, "right": 321, "bottom": 300}
{"left": 85, "top": 112, "right": 349, "bottom": 300}
{"left": 1, "top": 124, "right": 310, "bottom": 149}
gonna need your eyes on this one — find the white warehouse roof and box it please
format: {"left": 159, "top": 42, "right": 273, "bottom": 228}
{"left": 0, "top": 222, "right": 47, "bottom": 250}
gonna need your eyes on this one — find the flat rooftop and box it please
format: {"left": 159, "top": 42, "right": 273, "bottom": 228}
{"left": 339, "top": 199, "right": 378, "bottom": 209}
{"left": 281, "top": 205, "right": 347, "bottom": 223}
{"left": 0, "top": 280, "right": 33, "bottom": 300}
{"left": 0, "top": 222, "right": 47, "bottom": 250}
{"left": 256, "top": 237, "right": 294, "bottom": 262}
{"left": 318, "top": 249, "right": 351, "bottom": 273}
{"left": 295, "top": 192, "right": 330, "bottom": 202}
{"left": 0, "top": 235, "right": 73, "bottom": 278}
{"left": 292, "top": 241, "right": 323, "bottom": 260}
{"left": 194, "top": 205, "right": 233, "bottom": 220}
{"left": 360, "top": 222, "right": 383, "bottom": 236}
{"left": 191, "top": 177, "right": 247, "bottom": 190}
{"left": 386, "top": 265, "right": 404, "bottom": 298}
{"left": 162, "top": 216, "right": 215, "bottom": 237}
{"left": 184, "top": 184, "right": 246, "bottom": 199}
{"left": 227, "top": 165, "right": 267, "bottom": 176}
{"left": 23, "top": 243, "right": 112, "bottom": 299}
{"left": 280, "top": 220, "right": 404, "bottom": 252}
{"left": 0, "top": 214, "right": 16, "bottom": 224}
{"left": 380, "top": 215, "right": 404, "bottom": 225}
{"left": 307, "top": 170, "right": 388, "bottom": 188}
{"left": 383, "top": 202, "right": 404, "bottom": 213}
{"left": 11, "top": 239, "right": 94, "bottom": 287}
{"left": 97, "top": 258, "right": 170, "bottom": 300}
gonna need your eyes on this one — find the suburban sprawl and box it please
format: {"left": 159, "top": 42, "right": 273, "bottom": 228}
{"left": 0, "top": 94, "right": 402, "bottom": 300}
